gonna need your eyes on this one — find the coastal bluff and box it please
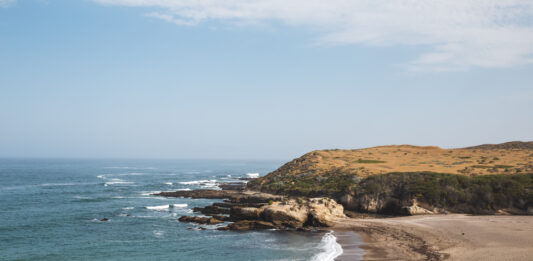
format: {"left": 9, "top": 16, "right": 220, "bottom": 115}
{"left": 248, "top": 141, "right": 533, "bottom": 215}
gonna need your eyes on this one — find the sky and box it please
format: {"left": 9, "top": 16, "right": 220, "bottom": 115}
{"left": 0, "top": 0, "right": 532, "bottom": 160}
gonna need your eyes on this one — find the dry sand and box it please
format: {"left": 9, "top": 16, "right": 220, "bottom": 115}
{"left": 334, "top": 214, "right": 533, "bottom": 260}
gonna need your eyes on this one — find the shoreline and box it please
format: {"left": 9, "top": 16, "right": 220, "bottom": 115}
{"left": 334, "top": 214, "right": 533, "bottom": 260}
{"left": 334, "top": 230, "right": 365, "bottom": 261}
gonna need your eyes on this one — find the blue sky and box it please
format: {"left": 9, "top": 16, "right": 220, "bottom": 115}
{"left": 0, "top": 0, "right": 532, "bottom": 159}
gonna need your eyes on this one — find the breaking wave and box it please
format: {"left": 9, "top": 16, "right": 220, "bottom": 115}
{"left": 311, "top": 232, "right": 343, "bottom": 261}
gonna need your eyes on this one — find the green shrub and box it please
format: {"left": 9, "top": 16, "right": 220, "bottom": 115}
{"left": 353, "top": 172, "right": 532, "bottom": 214}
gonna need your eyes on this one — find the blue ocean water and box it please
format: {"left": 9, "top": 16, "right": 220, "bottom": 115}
{"left": 0, "top": 159, "right": 350, "bottom": 260}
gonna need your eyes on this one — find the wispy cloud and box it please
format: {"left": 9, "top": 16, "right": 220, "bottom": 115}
{"left": 94, "top": 0, "right": 533, "bottom": 71}
{"left": 0, "top": 0, "right": 16, "bottom": 8}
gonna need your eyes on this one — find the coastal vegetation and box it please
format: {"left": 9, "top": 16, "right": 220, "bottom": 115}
{"left": 351, "top": 172, "right": 532, "bottom": 214}
{"left": 248, "top": 141, "right": 533, "bottom": 215}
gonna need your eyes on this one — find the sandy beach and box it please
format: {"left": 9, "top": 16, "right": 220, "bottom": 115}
{"left": 334, "top": 214, "right": 533, "bottom": 260}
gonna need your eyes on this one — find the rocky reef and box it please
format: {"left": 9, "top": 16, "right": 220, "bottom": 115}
{"left": 154, "top": 189, "right": 345, "bottom": 230}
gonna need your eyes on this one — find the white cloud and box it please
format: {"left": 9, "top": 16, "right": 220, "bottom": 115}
{"left": 94, "top": 0, "right": 533, "bottom": 71}
{"left": 0, "top": 0, "right": 16, "bottom": 8}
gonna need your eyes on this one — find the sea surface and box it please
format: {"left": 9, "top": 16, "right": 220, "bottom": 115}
{"left": 0, "top": 159, "right": 360, "bottom": 260}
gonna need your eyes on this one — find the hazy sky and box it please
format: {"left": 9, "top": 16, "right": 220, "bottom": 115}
{"left": 1, "top": 0, "right": 532, "bottom": 159}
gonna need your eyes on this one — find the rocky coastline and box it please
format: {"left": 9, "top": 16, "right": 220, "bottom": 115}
{"left": 153, "top": 186, "right": 345, "bottom": 231}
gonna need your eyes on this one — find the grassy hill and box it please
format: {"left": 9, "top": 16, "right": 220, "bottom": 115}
{"left": 248, "top": 142, "right": 533, "bottom": 214}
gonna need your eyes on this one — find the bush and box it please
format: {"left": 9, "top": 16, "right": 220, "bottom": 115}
{"left": 353, "top": 172, "right": 532, "bottom": 214}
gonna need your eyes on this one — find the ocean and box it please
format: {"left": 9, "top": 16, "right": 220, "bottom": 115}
{"left": 0, "top": 159, "right": 360, "bottom": 260}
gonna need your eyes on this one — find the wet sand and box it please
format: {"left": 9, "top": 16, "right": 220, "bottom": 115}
{"left": 334, "top": 230, "right": 365, "bottom": 261}
{"left": 334, "top": 214, "right": 533, "bottom": 260}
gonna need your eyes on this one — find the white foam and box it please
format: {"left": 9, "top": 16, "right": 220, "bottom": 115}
{"left": 178, "top": 179, "right": 219, "bottom": 189}
{"left": 246, "top": 173, "right": 260, "bottom": 178}
{"left": 104, "top": 178, "right": 134, "bottom": 186}
{"left": 176, "top": 188, "right": 191, "bottom": 191}
{"left": 311, "top": 231, "right": 343, "bottom": 261}
{"left": 97, "top": 175, "right": 105, "bottom": 179}
{"left": 164, "top": 182, "right": 173, "bottom": 185}
{"left": 118, "top": 172, "right": 146, "bottom": 176}
{"left": 153, "top": 230, "right": 164, "bottom": 237}
{"left": 146, "top": 204, "right": 188, "bottom": 211}
{"left": 139, "top": 191, "right": 161, "bottom": 196}
{"left": 179, "top": 179, "right": 216, "bottom": 185}
{"left": 74, "top": 196, "right": 91, "bottom": 199}
{"left": 123, "top": 207, "right": 134, "bottom": 210}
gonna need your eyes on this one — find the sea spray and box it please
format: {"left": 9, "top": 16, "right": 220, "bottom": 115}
{"left": 311, "top": 231, "right": 343, "bottom": 261}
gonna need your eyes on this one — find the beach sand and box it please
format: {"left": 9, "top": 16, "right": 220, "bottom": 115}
{"left": 334, "top": 214, "right": 533, "bottom": 260}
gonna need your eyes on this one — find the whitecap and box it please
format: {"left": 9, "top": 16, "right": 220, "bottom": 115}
{"left": 146, "top": 205, "right": 170, "bottom": 211}
{"left": 178, "top": 179, "right": 216, "bottom": 185}
{"left": 118, "top": 172, "right": 146, "bottom": 176}
{"left": 311, "top": 231, "right": 343, "bottom": 261}
{"left": 246, "top": 173, "right": 260, "bottom": 178}
{"left": 139, "top": 191, "right": 161, "bottom": 196}
{"left": 74, "top": 196, "right": 91, "bottom": 199}
{"left": 97, "top": 175, "right": 105, "bottom": 179}
{"left": 123, "top": 207, "right": 134, "bottom": 210}
{"left": 164, "top": 182, "right": 173, "bottom": 185}
{"left": 146, "top": 204, "right": 188, "bottom": 211}
{"left": 103, "top": 178, "right": 134, "bottom": 186}
{"left": 178, "top": 180, "right": 219, "bottom": 189}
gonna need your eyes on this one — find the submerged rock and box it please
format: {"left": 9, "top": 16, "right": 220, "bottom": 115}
{"left": 193, "top": 205, "right": 231, "bottom": 215}
{"left": 218, "top": 220, "right": 277, "bottom": 231}
{"left": 154, "top": 190, "right": 282, "bottom": 204}
{"left": 178, "top": 216, "right": 224, "bottom": 225}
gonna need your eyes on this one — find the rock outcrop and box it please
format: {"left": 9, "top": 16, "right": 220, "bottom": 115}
{"left": 230, "top": 207, "right": 262, "bottom": 221}
{"left": 401, "top": 199, "right": 434, "bottom": 215}
{"left": 164, "top": 188, "right": 346, "bottom": 231}
{"left": 178, "top": 216, "right": 224, "bottom": 225}
{"left": 306, "top": 198, "right": 346, "bottom": 226}
{"left": 218, "top": 220, "right": 277, "bottom": 231}
{"left": 261, "top": 200, "right": 309, "bottom": 228}
{"left": 218, "top": 197, "right": 345, "bottom": 230}
{"left": 154, "top": 190, "right": 282, "bottom": 203}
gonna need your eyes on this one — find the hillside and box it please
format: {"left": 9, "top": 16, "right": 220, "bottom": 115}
{"left": 464, "top": 141, "right": 533, "bottom": 150}
{"left": 247, "top": 142, "right": 533, "bottom": 215}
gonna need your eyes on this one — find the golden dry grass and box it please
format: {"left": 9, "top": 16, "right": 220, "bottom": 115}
{"left": 289, "top": 145, "right": 533, "bottom": 178}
